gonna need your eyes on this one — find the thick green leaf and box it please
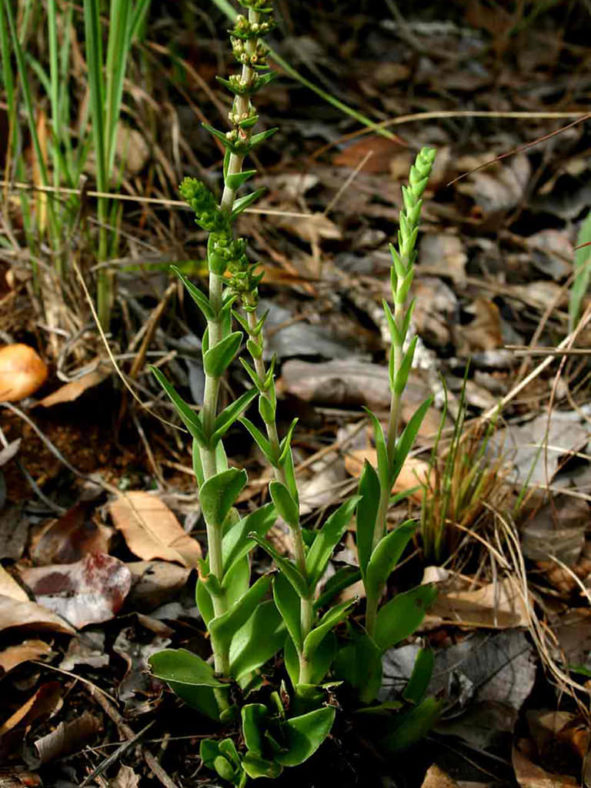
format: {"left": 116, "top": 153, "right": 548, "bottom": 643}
{"left": 275, "top": 707, "right": 335, "bottom": 766}
{"left": 269, "top": 481, "right": 300, "bottom": 529}
{"left": 151, "top": 367, "right": 206, "bottom": 446}
{"left": 172, "top": 266, "right": 215, "bottom": 321}
{"left": 391, "top": 398, "right": 433, "bottom": 486}
{"left": 241, "top": 703, "right": 268, "bottom": 755}
{"left": 305, "top": 497, "right": 359, "bottom": 587}
{"left": 273, "top": 572, "right": 302, "bottom": 651}
{"left": 570, "top": 210, "right": 591, "bottom": 330}
{"left": 222, "top": 503, "right": 276, "bottom": 575}
{"left": 209, "top": 575, "right": 272, "bottom": 652}
{"left": 303, "top": 598, "right": 354, "bottom": 663}
{"left": 379, "top": 697, "right": 442, "bottom": 753}
{"left": 374, "top": 584, "right": 437, "bottom": 652}
{"left": 200, "top": 468, "right": 247, "bottom": 528}
{"left": 149, "top": 648, "right": 226, "bottom": 687}
{"left": 365, "top": 521, "right": 416, "bottom": 604}
{"left": 403, "top": 648, "right": 434, "bottom": 705}
{"left": 200, "top": 738, "right": 242, "bottom": 785}
{"left": 356, "top": 461, "right": 381, "bottom": 577}
{"left": 394, "top": 336, "right": 418, "bottom": 395}
{"left": 203, "top": 331, "right": 242, "bottom": 378}
{"left": 242, "top": 753, "right": 282, "bottom": 780}
{"left": 229, "top": 600, "right": 284, "bottom": 680}
{"left": 222, "top": 554, "right": 250, "bottom": 609}
{"left": 196, "top": 577, "right": 214, "bottom": 626}
{"left": 334, "top": 632, "right": 382, "bottom": 704}
{"left": 278, "top": 418, "right": 298, "bottom": 464}
{"left": 249, "top": 534, "right": 309, "bottom": 599}
{"left": 169, "top": 684, "right": 222, "bottom": 721}
{"left": 212, "top": 389, "right": 258, "bottom": 444}
{"left": 231, "top": 187, "right": 266, "bottom": 218}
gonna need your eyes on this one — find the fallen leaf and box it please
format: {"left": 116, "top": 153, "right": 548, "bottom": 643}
{"left": 109, "top": 492, "right": 202, "bottom": 568}
{"left": 345, "top": 448, "right": 432, "bottom": 502}
{"left": 513, "top": 746, "right": 578, "bottom": 788}
{"left": 333, "top": 135, "right": 405, "bottom": 173}
{"left": 0, "top": 505, "right": 29, "bottom": 560}
{"left": 270, "top": 211, "right": 342, "bottom": 243}
{"left": 521, "top": 495, "right": 587, "bottom": 568}
{"left": 0, "top": 566, "right": 28, "bottom": 602}
{"left": 109, "top": 764, "right": 141, "bottom": 788}
{"left": 425, "top": 575, "right": 530, "bottom": 629}
{"left": 0, "top": 344, "right": 48, "bottom": 401}
{"left": 20, "top": 553, "right": 132, "bottom": 629}
{"left": 421, "top": 764, "right": 459, "bottom": 788}
{"left": 0, "top": 596, "right": 74, "bottom": 635}
{"left": 127, "top": 561, "right": 191, "bottom": 611}
{"left": 60, "top": 632, "right": 109, "bottom": 671}
{"left": 0, "top": 641, "right": 52, "bottom": 676}
{"left": 0, "top": 439, "right": 21, "bottom": 467}
{"left": 0, "top": 682, "right": 62, "bottom": 738}
{"left": 455, "top": 298, "right": 503, "bottom": 356}
{"left": 419, "top": 234, "right": 467, "bottom": 287}
{"left": 37, "top": 362, "right": 110, "bottom": 407}
{"left": 30, "top": 711, "right": 101, "bottom": 765}
{"left": 30, "top": 502, "right": 111, "bottom": 566}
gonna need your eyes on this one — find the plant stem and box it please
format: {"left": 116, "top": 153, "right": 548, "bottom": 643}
{"left": 244, "top": 307, "right": 314, "bottom": 682}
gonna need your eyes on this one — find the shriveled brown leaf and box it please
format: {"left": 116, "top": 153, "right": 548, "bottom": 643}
{"left": 109, "top": 492, "right": 201, "bottom": 568}
{"left": 20, "top": 553, "right": 132, "bottom": 629}
{"left": 109, "top": 764, "right": 141, "bottom": 788}
{"left": 37, "top": 362, "right": 110, "bottom": 407}
{"left": 0, "top": 641, "right": 52, "bottom": 676}
{"left": 127, "top": 561, "right": 191, "bottom": 611}
{"left": 455, "top": 298, "right": 503, "bottom": 356}
{"left": 421, "top": 764, "right": 459, "bottom": 788}
{"left": 0, "top": 566, "right": 28, "bottom": 602}
{"left": 345, "top": 448, "right": 432, "bottom": 502}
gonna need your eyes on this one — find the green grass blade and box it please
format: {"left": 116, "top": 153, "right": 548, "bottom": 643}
{"left": 47, "top": 0, "right": 60, "bottom": 189}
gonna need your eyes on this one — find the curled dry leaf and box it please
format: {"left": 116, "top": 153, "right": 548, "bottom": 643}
{"left": 30, "top": 711, "right": 101, "bottom": 766}
{"left": 345, "top": 448, "right": 432, "bottom": 502}
{"left": 0, "top": 565, "right": 74, "bottom": 635}
{"left": 109, "top": 764, "right": 141, "bottom": 788}
{"left": 109, "top": 491, "right": 202, "bottom": 568}
{"left": 20, "top": 553, "right": 132, "bottom": 629}
{"left": 0, "top": 641, "right": 53, "bottom": 676}
{"left": 421, "top": 764, "right": 459, "bottom": 788}
{"left": 0, "top": 344, "right": 48, "bottom": 401}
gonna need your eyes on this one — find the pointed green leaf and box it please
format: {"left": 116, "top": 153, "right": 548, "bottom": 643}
{"left": 225, "top": 169, "right": 257, "bottom": 191}
{"left": 269, "top": 481, "right": 300, "bottom": 529}
{"left": 363, "top": 408, "right": 390, "bottom": 489}
{"left": 151, "top": 367, "right": 207, "bottom": 446}
{"left": 278, "top": 418, "right": 298, "bottom": 464}
{"left": 172, "top": 266, "right": 215, "bottom": 321}
{"left": 196, "top": 577, "right": 214, "bottom": 626}
{"left": 334, "top": 632, "right": 382, "bottom": 704}
{"left": 394, "top": 335, "right": 418, "bottom": 395}
{"left": 249, "top": 534, "right": 309, "bottom": 599}
{"left": 240, "top": 416, "right": 274, "bottom": 462}
{"left": 379, "top": 697, "right": 442, "bottom": 753}
{"left": 356, "top": 460, "right": 381, "bottom": 577}
{"left": 209, "top": 574, "right": 272, "bottom": 652}
{"left": 383, "top": 300, "right": 402, "bottom": 347}
{"left": 305, "top": 497, "right": 360, "bottom": 587}
{"left": 273, "top": 572, "right": 302, "bottom": 651}
{"left": 365, "top": 521, "right": 416, "bottom": 604}
{"left": 200, "top": 468, "right": 248, "bottom": 527}
{"left": 303, "top": 598, "right": 354, "bottom": 663}
{"left": 212, "top": 388, "right": 257, "bottom": 444}
{"left": 231, "top": 187, "right": 267, "bottom": 219}
{"left": 275, "top": 707, "right": 335, "bottom": 766}
{"left": 203, "top": 122, "right": 235, "bottom": 150}
{"left": 203, "top": 331, "right": 242, "bottom": 378}
{"left": 391, "top": 397, "right": 433, "bottom": 485}
{"left": 403, "top": 648, "right": 434, "bottom": 705}
{"left": 248, "top": 126, "right": 279, "bottom": 150}
{"left": 315, "top": 566, "right": 361, "bottom": 609}
{"left": 222, "top": 503, "right": 276, "bottom": 575}
{"left": 374, "top": 584, "right": 437, "bottom": 652}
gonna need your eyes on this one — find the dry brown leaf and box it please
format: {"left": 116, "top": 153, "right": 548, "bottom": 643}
{"left": 37, "top": 363, "right": 110, "bottom": 407}
{"left": 426, "top": 576, "right": 530, "bottom": 629}
{"left": 109, "top": 765, "right": 141, "bottom": 788}
{"left": 0, "top": 566, "right": 28, "bottom": 602}
{"left": 333, "top": 135, "right": 405, "bottom": 173}
{"left": 345, "top": 448, "right": 432, "bottom": 502}
{"left": 0, "top": 596, "right": 75, "bottom": 635}
{"left": 30, "top": 502, "right": 111, "bottom": 565}
{"left": 109, "top": 492, "right": 202, "bottom": 567}
{"left": 512, "top": 746, "right": 578, "bottom": 788}
{"left": 0, "top": 682, "right": 62, "bottom": 738}
{"left": 455, "top": 298, "right": 503, "bottom": 356}
{"left": 0, "top": 641, "right": 52, "bottom": 676}
{"left": 32, "top": 711, "right": 101, "bottom": 765}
